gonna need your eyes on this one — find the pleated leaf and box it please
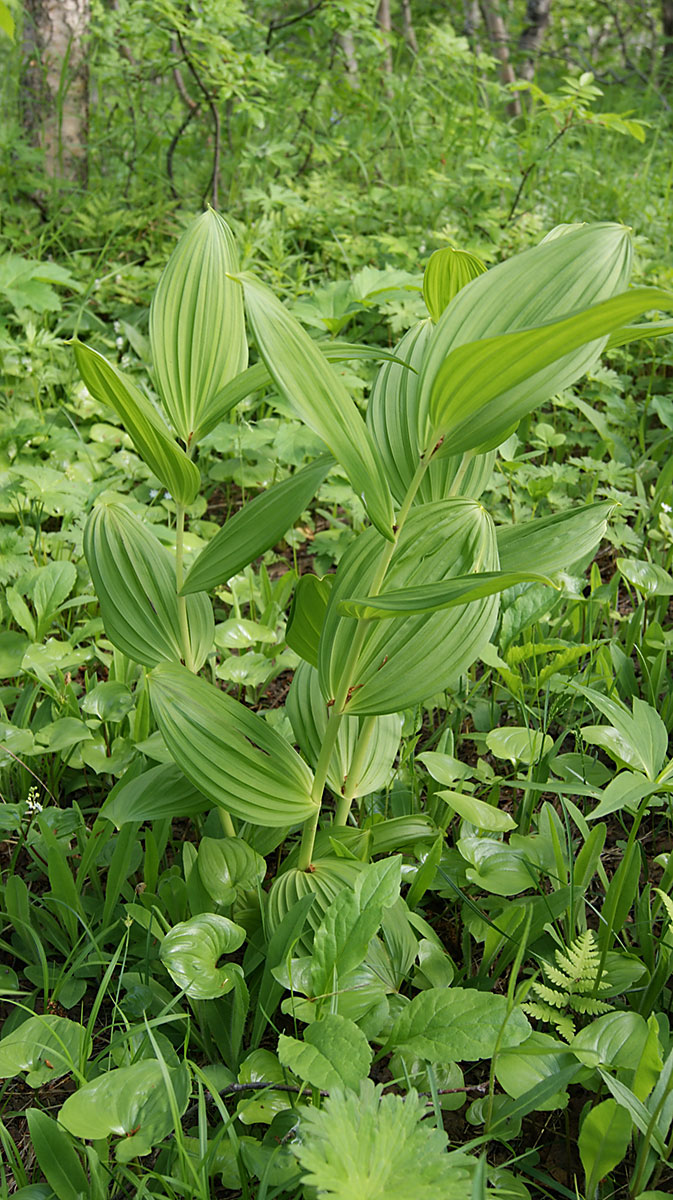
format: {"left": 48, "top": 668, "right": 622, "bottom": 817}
{"left": 73, "top": 341, "right": 200, "bottom": 504}
{"left": 148, "top": 662, "right": 317, "bottom": 826}
{"left": 182, "top": 456, "right": 332, "bottom": 594}
{"left": 319, "top": 499, "right": 499, "bottom": 715}
{"left": 367, "top": 322, "right": 496, "bottom": 507}
{"left": 497, "top": 501, "right": 615, "bottom": 574}
{"left": 607, "top": 319, "right": 673, "bottom": 349}
{"left": 338, "top": 569, "right": 554, "bottom": 619}
{"left": 286, "top": 574, "right": 333, "bottom": 669}
{"left": 422, "top": 247, "right": 486, "bottom": 322}
{"left": 417, "top": 222, "right": 633, "bottom": 451}
{"left": 197, "top": 341, "right": 409, "bottom": 441}
{"left": 237, "top": 272, "right": 394, "bottom": 540}
{"left": 84, "top": 504, "right": 213, "bottom": 669}
{"left": 427, "top": 286, "right": 673, "bottom": 456}
{"left": 287, "top": 661, "right": 402, "bottom": 798}
{"left": 150, "top": 209, "right": 247, "bottom": 445}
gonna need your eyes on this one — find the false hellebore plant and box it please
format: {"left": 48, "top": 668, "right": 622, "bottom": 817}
{"left": 75, "top": 212, "right": 672, "bottom": 988}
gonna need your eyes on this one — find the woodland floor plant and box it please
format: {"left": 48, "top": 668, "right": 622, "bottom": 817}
{"left": 39, "top": 208, "right": 673, "bottom": 1196}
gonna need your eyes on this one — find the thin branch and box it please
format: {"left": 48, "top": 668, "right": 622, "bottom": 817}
{"left": 266, "top": 0, "right": 327, "bottom": 49}
{"left": 175, "top": 29, "right": 222, "bottom": 207}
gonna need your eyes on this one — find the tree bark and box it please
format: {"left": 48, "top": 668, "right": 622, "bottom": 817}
{"left": 663, "top": 0, "right": 673, "bottom": 62}
{"left": 401, "top": 0, "right": 418, "bottom": 54}
{"left": 518, "top": 0, "right": 552, "bottom": 81}
{"left": 338, "top": 30, "right": 360, "bottom": 87}
{"left": 377, "top": 0, "right": 394, "bottom": 78}
{"left": 480, "top": 0, "right": 521, "bottom": 116}
{"left": 463, "top": 0, "right": 482, "bottom": 53}
{"left": 22, "top": 0, "right": 90, "bottom": 183}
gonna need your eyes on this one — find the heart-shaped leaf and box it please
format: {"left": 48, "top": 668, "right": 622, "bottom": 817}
{"left": 160, "top": 913, "right": 246, "bottom": 998}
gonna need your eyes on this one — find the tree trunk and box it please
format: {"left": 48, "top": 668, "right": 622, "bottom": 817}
{"left": 518, "top": 0, "right": 552, "bottom": 81}
{"left": 401, "top": 0, "right": 418, "bottom": 54}
{"left": 480, "top": 0, "right": 521, "bottom": 116}
{"left": 463, "top": 0, "right": 482, "bottom": 53}
{"left": 663, "top": 0, "right": 673, "bottom": 62}
{"left": 22, "top": 0, "right": 90, "bottom": 183}
{"left": 377, "top": 0, "right": 394, "bottom": 79}
{"left": 338, "top": 30, "right": 360, "bottom": 88}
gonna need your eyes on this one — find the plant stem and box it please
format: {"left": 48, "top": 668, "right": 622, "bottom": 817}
{"left": 175, "top": 501, "right": 194, "bottom": 672}
{"left": 219, "top": 808, "right": 236, "bottom": 837}
{"left": 297, "top": 454, "right": 432, "bottom": 869}
{"left": 334, "top": 714, "right": 377, "bottom": 825}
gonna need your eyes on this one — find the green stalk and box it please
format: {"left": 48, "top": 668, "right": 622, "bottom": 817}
{"left": 297, "top": 455, "right": 432, "bottom": 870}
{"left": 218, "top": 809, "right": 236, "bottom": 837}
{"left": 175, "top": 501, "right": 195, "bottom": 672}
{"left": 334, "top": 715, "right": 378, "bottom": 826}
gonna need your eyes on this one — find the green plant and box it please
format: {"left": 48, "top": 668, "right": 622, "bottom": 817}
{"left": 522, "top": 930, "right": 613, "bottom": 1040}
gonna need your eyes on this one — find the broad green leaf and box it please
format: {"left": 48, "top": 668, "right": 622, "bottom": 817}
{"left": 597, "top": 1069, "right": 667, "bottom": 1157}
{"left": 576, "top": 686, "right": 667, "bottom": 780}
{"left": 236, "top": 1050, "right": 294, "bottom": 1125}
{"left": 102, "top": 762, "right": 210, "bottom": 828}
{"left": 319, "top": 499, "right": 499, "bottom": 715}
{"left": 0, "top": 2, "right": 15, "bottom": 39}
{"left": 182, "top": 456, "right": 332, "bottom": 594}
{"left": 237, "top": 272, "right": 394, "bottom": 539}
{"left": 571, "top": 1012, "right": 649, "bottom": 1070}
{"left": 437, "top": 789, "right": 516, "bottom": 832}
{"left": 31, "top": 561, "right": 77, "bottom": 638}
{"left": 287, "top": 661, "right": 402, "bottom": 798}
{"left": 148, "top": 662, "right": 317, "bottom": 826}
{"left": 26, "top": 1111, "right": 89, "bottom": 1200}
{"left": 496, "top": 1032, "right": 575, "bottom": 1111}
{"left": 286, "top": 574, "right": 332, "bottom": 669}
{"left": 425, "top": 286, "right": 673, "bottom": 456}
{"left": 418, "top": 225, "right": 634, "bottom": 452}
{"left": 197, "top": 837, "right": 266, "bottom": 906}
{"left": 59, "top": 1060, "right": 190, "bottom": 1162}
{"left": 278, "top": 1014, "right": 371, "bottom": 1091}
{"left": 486, "top": 727, "right": 553, "bottom": 764}
{"left": 194, "top": 341, "right": 410, "bottom": 441}
{"left": 387, "top": 988, "right": 530, "bottom": 1062}
{"left": 150, "top": 209, "right": 247, "bottom": 445}
{"left": 497, "top": 501, "right": 615, "bottom": 575}
{"left": 366, "top": 322, "right": 496, "bottom": 507}
{"left": 84, "top": 504, "right": 213, "bottom": 669}
{"left": 607, "top": 320, "right": 673, "bottom": 349}
{"left": 267, "top": 857, "right": 365, "bottom": 939}
{"left": 214, "top": 618, "right": 276, "bottom": 649}
{"left": 423, "top": 247, "right": 487, "bottom": 322}
{"left": 417, "top": 224, "right": 633, "bottom": 452}
{"left": 73, "top": 341, "right": 199, "bottom": 504}
{"left": 579, "top": 1099, "right": 633, "bottom": 1195}
{"left": 618, "top": 557, "right": 673, "bottom": 597}
{"left": 311, "top": 857, "right": 401, "bottom": 998}
{"left": 587, "top": 772, "right": 657, "bottom": 822}
{"left": 160, "top": 912, "right": 246, "bottom": 998}
{"left": 337, "top": 570, "right": 553, "bottom": 619}
{"left": 0, "top": 1015, "right": 90, "bottom": 1088}
{"left": 458, "top": 836, "right": 537, "bottom": 896}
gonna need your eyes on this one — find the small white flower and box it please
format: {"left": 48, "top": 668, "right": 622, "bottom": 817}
{"left": 116, "top": 336, "right": 124, "bottom": 350}
{"left": 113, "top": 320, "right": 121, "bottom": 334}
{"left": 115, "top": 274, "right": 122, "bottom": 284}
{"left": 148, "top": 488, "right": 159, "bottom": 499}
{"left": 164, "top": 491, "right": 172, "bottom": 501}
{"left": 662, "top": 502, "right": 672, "bottom": 514}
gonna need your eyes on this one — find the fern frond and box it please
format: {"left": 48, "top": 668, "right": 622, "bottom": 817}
{"left": 569, "top": 996, "right": 613, "bottom": 1016}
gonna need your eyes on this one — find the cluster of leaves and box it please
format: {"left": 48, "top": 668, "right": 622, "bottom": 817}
{"left": 0, "top": 203, "right": 673, "bottom": 1200}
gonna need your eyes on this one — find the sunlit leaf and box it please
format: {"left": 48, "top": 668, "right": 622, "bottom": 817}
{"left": 73, "top": 341, "right": 200, "bottom": 504}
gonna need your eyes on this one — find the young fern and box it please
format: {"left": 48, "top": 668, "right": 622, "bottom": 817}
{"left": 523, "top": 931, "right": 612, "bottom": 1041}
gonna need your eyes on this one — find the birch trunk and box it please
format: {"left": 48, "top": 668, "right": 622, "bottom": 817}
{"left": 22, "top": 0, "right": 90, "bottom": 183}
{"left": 480, "top": 0, "right": 521, "bottom": 116}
